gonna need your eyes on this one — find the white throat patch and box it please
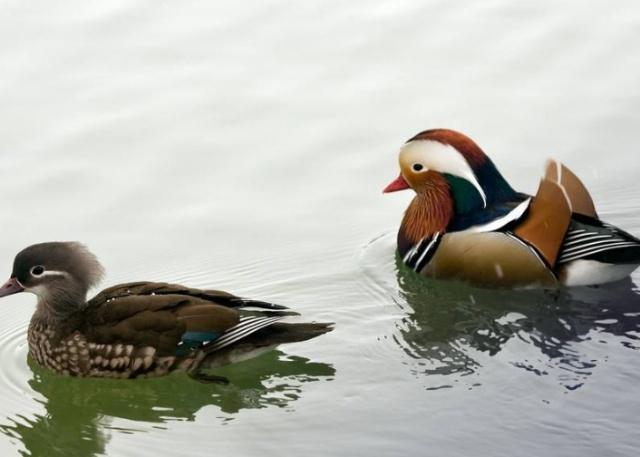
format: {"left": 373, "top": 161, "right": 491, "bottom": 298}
{"left": 25, "top": 284, "right": 48, "bottom": 298}
{"left": 400, "top": 140, "right": 487, "bottom": 208}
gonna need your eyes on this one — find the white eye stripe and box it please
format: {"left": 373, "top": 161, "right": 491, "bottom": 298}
{"left": 40, "top": 270, "right": 70, "bottom": 278}
{"left": 31, "top": 269, "right": 70, "bottom": 279}
{"left": 400, "top": 140, "right": 487, "bottom": 208}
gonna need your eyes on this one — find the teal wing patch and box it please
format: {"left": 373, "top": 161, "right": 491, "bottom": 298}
{"left": 176, "top": 330, "right": 222, "bottom": 356}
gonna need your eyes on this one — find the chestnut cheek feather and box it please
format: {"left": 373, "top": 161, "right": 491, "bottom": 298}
{"left": 400, "top": 173, "right": 454, "bottom": 245}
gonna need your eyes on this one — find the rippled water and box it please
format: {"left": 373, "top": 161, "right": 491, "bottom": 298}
{"left": 1, "top": 1, "right": 640, "bottom": 456}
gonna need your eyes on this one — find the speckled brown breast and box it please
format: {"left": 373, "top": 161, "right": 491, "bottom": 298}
{"left": 27, "top": 321, "right": 205, "bottom": 378}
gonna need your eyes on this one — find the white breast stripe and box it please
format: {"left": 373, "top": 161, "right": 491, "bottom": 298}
{"left": 414, "top": 233, "right": 442, "bottom": 272}
{"left": 403, "top": 242, "right": 422, "bottom": 265}
{"left": 404, "top": 237, "right": 430, "bottom": 267}
{"left": 403, "top": 233, "right": 442, "bottom": 272}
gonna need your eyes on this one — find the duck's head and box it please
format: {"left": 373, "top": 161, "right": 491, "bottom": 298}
{"left": 383, "top": 129, "right": 516, "bottom": 214}
{"left": 0, "top": 242, "right": 104, "bottom": 320}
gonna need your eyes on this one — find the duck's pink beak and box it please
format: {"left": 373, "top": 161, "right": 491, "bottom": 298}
{"left": 383, "top": 174, "right": 410, "bottom": 193}
{"left": 0, "top": 277, "right": 24, "bottom": 298}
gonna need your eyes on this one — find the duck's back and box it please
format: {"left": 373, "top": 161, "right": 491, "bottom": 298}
{"left": 27, "top": 282, "right": 289, "bottom": 378}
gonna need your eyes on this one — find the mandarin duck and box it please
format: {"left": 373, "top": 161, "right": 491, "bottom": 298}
{"left": 0, "top": 242, "right": 332, "bottom": 382}
{"left": 383, "top": 129, "right": 640, "bottom": 288}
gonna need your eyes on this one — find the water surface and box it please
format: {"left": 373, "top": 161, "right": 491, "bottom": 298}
{"left": 0, "top": 1, "right": 639, "bottom": 456}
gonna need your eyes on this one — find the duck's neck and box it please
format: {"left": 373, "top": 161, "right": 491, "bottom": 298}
{"left": 31, "top": 286, "right": 88, "bottom": 327}
{"left": 398, "top": 180, "right": 453, "bottom": 255}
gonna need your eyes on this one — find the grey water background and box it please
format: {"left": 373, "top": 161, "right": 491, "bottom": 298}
{"left": 0, "top": 1, "right": 639, "bottom": 456}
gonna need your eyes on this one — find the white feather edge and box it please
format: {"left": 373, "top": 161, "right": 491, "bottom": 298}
{"left": 464, "top": 198, "right": 532, "bottom": 233}
{"left": 205, "top": 316, "right": 284, "bottom": 352}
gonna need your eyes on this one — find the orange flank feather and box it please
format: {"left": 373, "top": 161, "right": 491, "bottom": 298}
{"left": 545, "top": 159, "right": 598, "bottom": 219}
{"left": 514, "top": 178, "right": 572, "bottom": 267}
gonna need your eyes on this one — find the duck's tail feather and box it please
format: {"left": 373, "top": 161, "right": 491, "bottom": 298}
{"left": 251, "top": 322, "right": 334, "bottom": 345}
{"left": 205, "top": 316, "right": 333, "bottom": 354}
{"left": 198, "top": 321, "right": 334, "bottom": 371}
{"left": 205, "top": 316, "right": 284, "bottom": 352}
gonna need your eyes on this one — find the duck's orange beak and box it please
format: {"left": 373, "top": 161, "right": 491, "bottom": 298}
{"left": 0, "top": 277, "right": 24, "bottom": 298}
{"left": 383, "top": 174, "right": 410, "bottom": 193}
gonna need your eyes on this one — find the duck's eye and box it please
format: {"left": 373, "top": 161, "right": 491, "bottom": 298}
{"left": 30, "top": 266, "right": 45, "bottom": 277}
{"left": 412, "top": 163, "right": 424, "bottom": 172}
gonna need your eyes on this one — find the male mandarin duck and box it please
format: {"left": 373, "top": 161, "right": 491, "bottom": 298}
{"left": 0, "top": 242, "right": 332, "bottom": 382}
{"left": 383, "top": 129, "right": 640, "bottom": 288}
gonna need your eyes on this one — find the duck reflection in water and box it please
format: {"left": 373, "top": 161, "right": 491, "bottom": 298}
{"left": 394, "top": 257, "right": 640, "bottom": 390}
{"left": 0, "top": 351, "right": 334, "bottom": 457}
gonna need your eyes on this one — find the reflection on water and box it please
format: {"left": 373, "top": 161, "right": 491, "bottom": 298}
{"left": 0, "top": 351, "right": 334, "bottom": 457}
{"left": 1, "top": 0, "right": 639, "bottom": 454}
{"left": 394, "top": 257, "right": 640, "bottom": 391}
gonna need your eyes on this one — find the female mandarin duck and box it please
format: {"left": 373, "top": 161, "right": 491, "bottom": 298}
{"left": 384, "top": 129, "right": 640, "bottom": 288}
{"left": 0, "top": 242, "right": 332, "bottom": 382}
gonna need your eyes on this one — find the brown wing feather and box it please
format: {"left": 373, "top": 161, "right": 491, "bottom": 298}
{"left": 82, "top": 291, "right": 240, "bottom": 356}
{"left": 176, "top": 303, "right": 239, "bottom": 332}
{"left": 90, "top": 281, "right": 286, "bottom": 310}
{"left": 88, "top": 310, "right": 182, "bottom": 355}
{"left": 89, "top": 282, "right": 236, "bottom": 305}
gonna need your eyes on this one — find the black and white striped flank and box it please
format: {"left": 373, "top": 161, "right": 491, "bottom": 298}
{"left": 205, "top": 315, "right": 284, "bottom": 352}
{"left": 558, "top": 225, "right": 640, "bottom": 264}
{"left": 403, "top": 232, "right": 442, "bottom": 273}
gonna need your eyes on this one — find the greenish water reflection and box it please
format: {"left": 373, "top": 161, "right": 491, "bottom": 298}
{"left": 394, "top": 257, "right": 640, "bottom": 389}
{"left": 0, "top": 351, "right": 335, "bottom": 457}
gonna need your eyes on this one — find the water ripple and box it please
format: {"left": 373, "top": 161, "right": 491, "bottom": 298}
{"left": 0, "top": 260, "right": 339, "bottom": 456}
{"left": 358, "top": 229, "right": 640, "bottom": 392}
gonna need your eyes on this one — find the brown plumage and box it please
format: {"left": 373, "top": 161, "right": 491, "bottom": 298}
{"left": 0, "top": 243, "right": 333, "bottom": 382}
{"left": 384, "top": 128, "right": 640, "bottom": 288}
